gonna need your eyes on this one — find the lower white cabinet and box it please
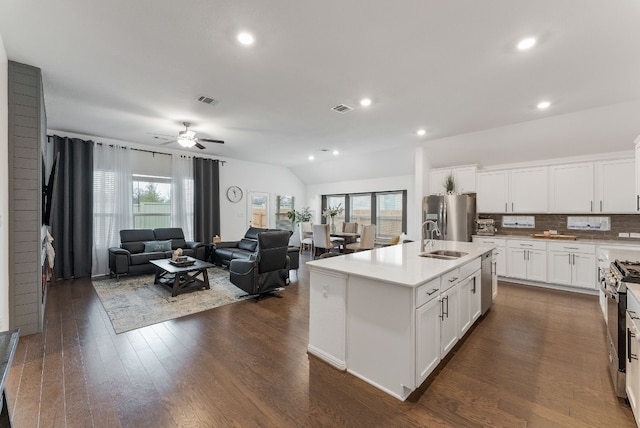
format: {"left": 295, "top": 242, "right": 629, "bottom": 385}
{"left": 547, "top": 242, "right": 596, "bottom": 290}
{"left": 440, "top": 282, "right": 460, "bottom": 356}
{"left": 415, "top": 296, "right": 441, "bottom": 385}
{"left": 471, "top": 271, "right": 482, "bottom": 322}
{"left": 472, "top": 237, "right": 506, "bottom": 276}
{"left": 458, "top": 271, "right": 481, "bottom": 337}
{"left": 627, "top": 291, "right": 640, "bottom": 426}
{"left": 507, "top": 240, "right": 547, "bottom": 282}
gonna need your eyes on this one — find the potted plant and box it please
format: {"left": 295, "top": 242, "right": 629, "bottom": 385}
{"left": 287, "top": 206, "right": 313, "bottom": 224}
{"left": 443, "top": 173, "right": 456, "bottom": 194}
{"left": 322, "top": 204, "right": 344, "bottom": 233}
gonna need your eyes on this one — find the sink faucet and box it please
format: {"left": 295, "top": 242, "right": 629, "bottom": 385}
{"left": 421, "top": 220, "right": 441, "bottom": 253}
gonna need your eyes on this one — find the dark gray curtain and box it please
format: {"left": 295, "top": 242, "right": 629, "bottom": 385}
{"left": 49, "top": 135, "right": 94, "bottom": 279}
{"left": 193, "top": 158, "right": 220, "bottom": 243}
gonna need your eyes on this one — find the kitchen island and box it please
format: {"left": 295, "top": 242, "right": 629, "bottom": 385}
{"left": 306, "top": 240, "right": 495, "bottom": 401}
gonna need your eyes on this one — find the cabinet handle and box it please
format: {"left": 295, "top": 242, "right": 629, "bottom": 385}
{"left": 439, "top": 298, "right": 445, "bottom": 320}
{"left": 520, "top": 244, "right": 533, "bottom": 247}
{"left": 637, "top": 195, "right": 639, "bottom": 211}
{"left": 600, "top": 200, "right": 603, "bottom": 212}
{"left": 449, "top": 277, "right": 458, "bottom": 283}
{"left": 505, "top": 202, "right": 508, "bottom": 212}
{"left": 512, "top": 202, "right": 514, "bottom": 212}
{"left": 590, "top": 201, "right": 593, "bottom": 212}
{"left": 472, "top": 278, "right": 476, "bottom": 294}
{"left": 426, "top": 288, "right": 438, "bottom": 296}
{"left": 444, "top": 296, "right": 449, "bottom": 318}
{"left": 569, "top": 254, "right": 572, "bottom": 265}
{"left": 629, "top": 328, "right": 637, "bottom": 362}
{"left": 629, "top": 310, "right": 640, "bottom": 320}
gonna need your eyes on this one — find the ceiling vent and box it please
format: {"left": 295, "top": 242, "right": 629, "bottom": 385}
{"left": 197, "top": 96, "right": 219, "bottom": 105}
{"left": 332, "top": 104, "right": 353, "bottom": 114}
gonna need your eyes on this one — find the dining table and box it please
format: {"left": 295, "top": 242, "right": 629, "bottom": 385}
{"left": 330, "top": 231, "right": 360, "bottom": 253}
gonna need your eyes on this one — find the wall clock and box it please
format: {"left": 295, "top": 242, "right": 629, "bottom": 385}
{"left": 226, "top": 186, "right": 243, "bottom": 203}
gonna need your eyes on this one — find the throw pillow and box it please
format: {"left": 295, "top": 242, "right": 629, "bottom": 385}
{"left": 238, "top": 238, "right": 258, "bottom": 252}
{"left": 144, "top": 240, "right": 172, "bottom": 252}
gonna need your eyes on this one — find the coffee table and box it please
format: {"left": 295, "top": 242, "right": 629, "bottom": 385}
{"left": 150, "top": 258, "right": 215, "bottom": 297}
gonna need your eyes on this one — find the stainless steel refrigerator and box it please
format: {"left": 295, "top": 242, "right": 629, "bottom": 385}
{"left": 422, "top": 194, "right": 476, "bottom": 242}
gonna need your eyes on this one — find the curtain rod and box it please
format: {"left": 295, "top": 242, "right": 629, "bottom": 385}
{"left": 50, "top": 136, "right": 226, "bottom": 165}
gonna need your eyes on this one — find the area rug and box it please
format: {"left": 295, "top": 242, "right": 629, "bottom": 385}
{"left": 92, "top": 267, "right": 249, "bottom": 334}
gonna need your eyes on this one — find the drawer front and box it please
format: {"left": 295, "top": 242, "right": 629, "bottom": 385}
{"left": 473, "top": 237, "right": 506, "bottom": 247}
{"left": 548, "top": 242, "right": 595, "bottom": 254}
{"left": 416, "top": 278, "right": 440, "bottom": 308}
{"left": 507, "top": 239, "right": 547, "bottom": 251}
{"left": 460, "top": 257, "right": 481, "bottom": 280}
{"left": 440, "top": 268, "right": 461, "bottom": 291}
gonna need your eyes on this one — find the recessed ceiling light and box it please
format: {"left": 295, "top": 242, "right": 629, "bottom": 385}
{"left": 308, "top": 155, "right": 315, "bottom": 161}
{"left": 359, "top": 98, "right": 372, "bottom": 107}
{"left": 517, "top": 37, "right": 536, "bottom": 51}
{"left": 537, "top": 101, "right": 551, "bottom": 110}
{"left": 416, "top": 129, "right": 426, "bottom": 136}
{"left": 332, "top": 150, "right": 339, "bottom": 155}
{"left": 237, "top": 32, "right": 255, "bottom": 46}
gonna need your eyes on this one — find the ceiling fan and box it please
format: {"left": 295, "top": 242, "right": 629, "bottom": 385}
{"left": 158, "top": 122, "right": 224, "bottom": 150}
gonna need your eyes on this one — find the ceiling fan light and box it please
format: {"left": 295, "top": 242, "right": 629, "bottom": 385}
{"left": 178, "top": 136, "right": 195, "bottom": 148}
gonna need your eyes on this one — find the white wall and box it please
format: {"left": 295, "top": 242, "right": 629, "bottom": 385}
{"left": 220, "top": 159, "right": 306, "bottom": 242}
{"left": 0, "top": 33, "right": 9, "bottom": 330}
{"left": 306, "top": 174, "right": 415, "bottom": 239}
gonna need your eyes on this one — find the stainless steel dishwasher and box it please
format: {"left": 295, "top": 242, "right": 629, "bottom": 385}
{"left": 481, "top": 251, "right": 493, "bottom": 315}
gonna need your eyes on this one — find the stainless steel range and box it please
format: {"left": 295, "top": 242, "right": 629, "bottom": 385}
{"left": 601, "top": 259, "right": 640, "bottom": 397}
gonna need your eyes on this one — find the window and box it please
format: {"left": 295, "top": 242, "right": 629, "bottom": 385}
{"left": 276, "top": 195, "right": 294, "bottom": 231}
{"left": 376, "top": 192, "right": 404, "bottom": 238}
{"left": 132, "top": 174, "right": 171, "bottom": 228}
{"left": 322, "top": 190, "right": 407, "bottom": 240}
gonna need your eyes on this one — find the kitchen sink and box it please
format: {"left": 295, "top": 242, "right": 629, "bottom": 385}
{"left": 419, "top": 250, "right": 468, "bottom": 260}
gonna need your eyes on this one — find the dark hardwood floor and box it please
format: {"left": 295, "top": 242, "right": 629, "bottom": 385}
{"left": 6, "top": 253, "right": 636, "bottom": 427}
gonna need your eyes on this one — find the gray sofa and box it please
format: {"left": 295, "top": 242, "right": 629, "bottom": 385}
{"left": 108, "top": 228, "right": 205, "bottom": 278}
{"left": 212, "top": 227, "right": 299, "bottom": 270}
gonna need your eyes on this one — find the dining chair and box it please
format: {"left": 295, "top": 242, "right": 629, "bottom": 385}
{"left": 346, "top": 224, "right": 376, "bottom": 252}
{"left": 313, "top": 224, "right": 339, "bottom": 257}
{"left": 342, "top": 222, "right": 358, "bottom": 233}
{"left": 299, "top": 222, "right": 314, "bottom": 254}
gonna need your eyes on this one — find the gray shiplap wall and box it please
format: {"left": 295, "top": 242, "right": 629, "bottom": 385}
{"left": 8, "top": 61, "right": 45, "bottom": 336}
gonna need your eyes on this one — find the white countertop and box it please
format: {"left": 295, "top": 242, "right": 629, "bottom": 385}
{"left": 305, "top": 240, "right": 494, "bottom": 288}
{"left": 473, "top": 234, "right": 640, "bottom": 248}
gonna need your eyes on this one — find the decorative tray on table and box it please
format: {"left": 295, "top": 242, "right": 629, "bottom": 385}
{"left": 169, "top": 257, "right": 196, "bottom": 267}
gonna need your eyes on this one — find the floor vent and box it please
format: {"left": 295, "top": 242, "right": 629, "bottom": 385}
{"left": 197, "top": 96, "right": 219, "bottom": 105}
{"left": 332, "top": 104, "right": 353, "bottom": 113}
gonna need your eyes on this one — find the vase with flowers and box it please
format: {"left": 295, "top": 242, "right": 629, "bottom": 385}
{"left": 322, "top": 203, "right": 344, "bottom": 233}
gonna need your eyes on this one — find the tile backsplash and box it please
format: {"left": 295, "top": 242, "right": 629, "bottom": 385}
{"left": 478, "top": 213, "right": 640, "bottom": 241}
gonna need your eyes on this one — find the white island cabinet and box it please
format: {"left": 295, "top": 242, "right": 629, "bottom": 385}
{"left": 306, "top": 241, "right": 493, "bottom": 401}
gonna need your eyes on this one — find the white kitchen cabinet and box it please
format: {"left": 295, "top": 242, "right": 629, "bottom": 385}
{"left": 477, "top": 170, "right": 508, "bottom": 213}
{"left": 415, "top": 296, "right": 441, "bottom": 385}
{"left": 470, "top": 272, "right": 482, "bottom": 322}
{"left": 594, "top": 158, "right": 635, "bottom": 213}
{"left": 550, "top": 162, "right": 594, "bottom": 213}
{"left": 473, "top": 237, "right": 506, "bottom": 276}
{"left": 429, "top": 165, "right": 477, "bottom": 195}
{"left": 458, "top": 270, "right": 482, "bottom": 338}
{"left": 477, "top": 168, "right": 547, "bottom": 214}
{"left": 440, "top": 282, "right": 460, "bottom": 356}
{"left": 510, "top": 167, "right": 548, "bottom": 213}
{"left": 547, "top": 242, "right": 596, "bottom": 290}
{"left": 506, "top": 240, "right": 547, "bottom": 282}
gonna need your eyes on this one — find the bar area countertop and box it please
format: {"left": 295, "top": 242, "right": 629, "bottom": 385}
{"left": 306, "top": 240, "right": 496, "bottom": 288}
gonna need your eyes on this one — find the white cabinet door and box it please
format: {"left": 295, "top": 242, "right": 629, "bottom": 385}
{"left": 454, "top": 166, "right": 477, "bottom": 193}
{"left": 494, "top": 247, "right": 506, "bottom": 276}
{"left": 548, "top": 251, "right": 573, "bottom": 286}
{"left": 415, "top": 297, "right": 441, "bottom": 385}
{"left": 626, "top": 312, "right": 640, "bottom": 426}
{"left": 527, "top": 249, "right": 547, "bottom": 282}
{"left": 572, "top": 253, "right": 596, "bottom": 289}
{"left": 595, "top": 159, "right": 635, "bottom": 213}
{"left": 458, "top": 277, "right": 472, "bottom": 337}
{"left": 429, "top": 169, "right": 450, "bottom": 195}
{"left": 440, "top": 284, "right": 459, "bottom": 356}
{"left": 470, "top": 273, "right": 482, "bottom": 322}
{"left": 477, "top": 171, "right": 508, "bottom": 213}
{"left": 550, "top": 163, "right": 594, "bottom": 213}
{"left": 510, "top": 167, "right": 548, "bottom": 213}
{"left": 507, "top": 248, "right": 527, "bottom": 279}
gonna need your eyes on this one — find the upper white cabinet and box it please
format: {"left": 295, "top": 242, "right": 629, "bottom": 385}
{"left": 476, "top": 171, "right": 508, "bottom": 213}
{"left": 429, "top": 166, "right": 476, "bottom": 195}
{"left": 550, "top": 162, "right": 594, "bottom": 213}
{"left": 477, "top": 167, "right": 547, "bottom": 213}
{"left": 594, "top": 159, "right": 635, "bottom": 213}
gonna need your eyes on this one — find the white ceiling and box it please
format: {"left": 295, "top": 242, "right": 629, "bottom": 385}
{"left": 1, "top": 0, "right": 639, "bottom": 183}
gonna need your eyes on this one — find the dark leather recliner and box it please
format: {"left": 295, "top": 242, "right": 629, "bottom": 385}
{"left": 229, "top": 230, "right": 291, "bottom": 297}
